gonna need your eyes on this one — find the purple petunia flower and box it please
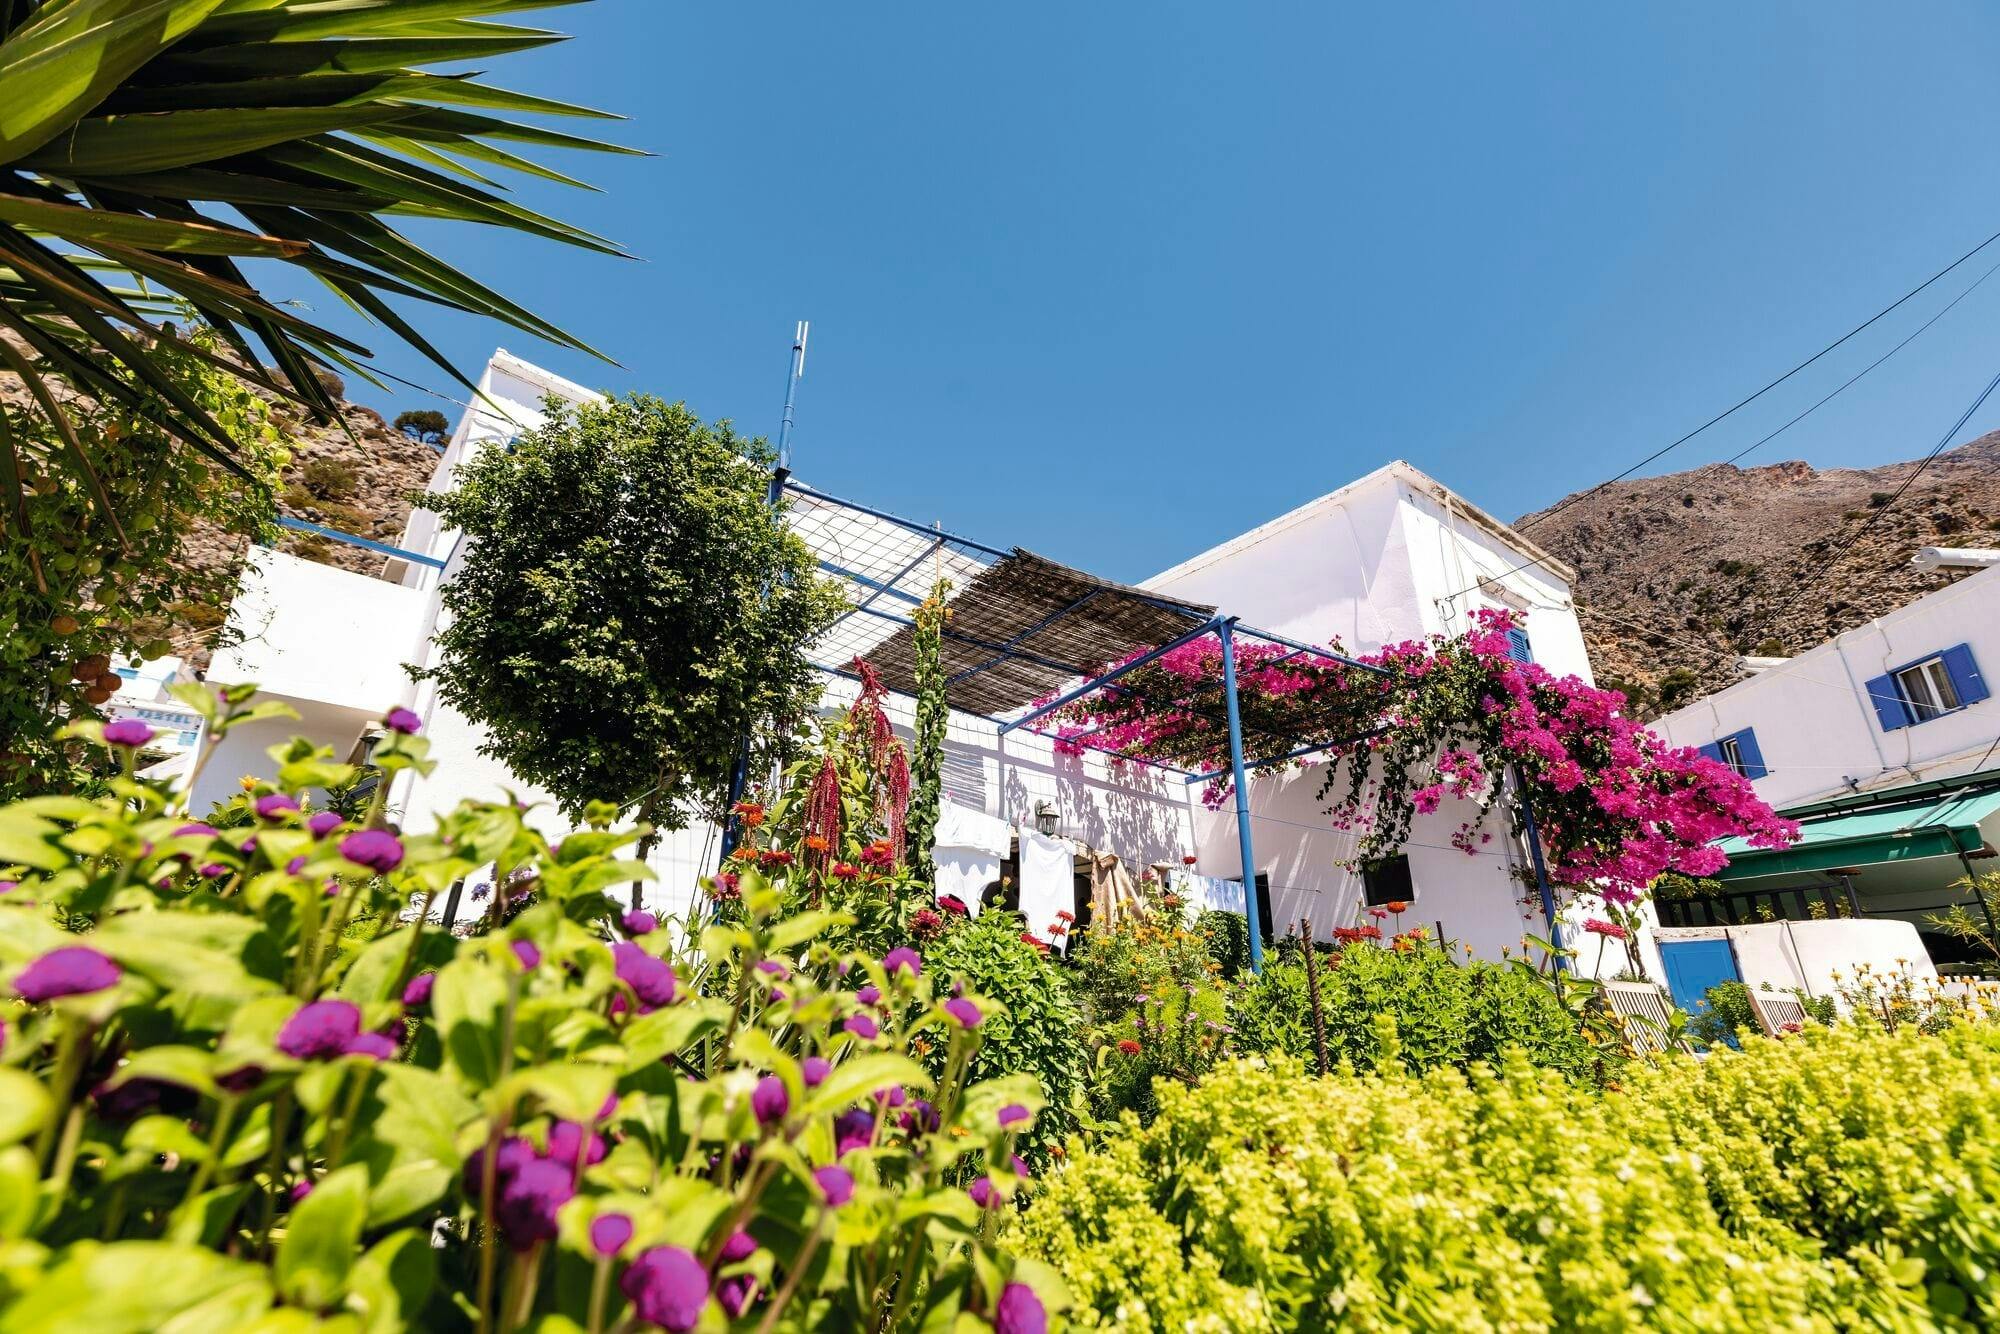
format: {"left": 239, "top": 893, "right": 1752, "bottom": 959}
{"left": 856, "top": 984, "right": 882, "bottom": 1007}
{"left": 801, "top": 1056, "right": 831, "bottom": 1087}
{"left": 495, "top": 1157, "right": 574, "bottom": 1249}
{"left": 545, "top": 1120, "right": 606, "bottom": 1170}
{"left": 995, "top": 1282, "right": 1047, "bottom": 1334}
{"left": 307, "top": 811, "right": 344, "bottom": 839}
{"left": 102, "top": 718, "right": 155, "bottom": 748}
{"left": 751, "top": 1074, "right": 789, "bottom": 1127}
{"left": 277, "top": 1000, "right": 363, "bottom": 1061}
{"left": 619, "top": 1246, "right": 710, "bottom": 1331}
{"left": 843, "top": 1014, "right": 879, "bottom": 1041}
{"left": 510, "top": 939, "right": 541, "bottom": 971}
{"left": 622, "top": 909, "right": 658, "bottom": 936}
{"left": 590, "top": 1211, "right": 633, "bottom": 1257}
{"left": 944, "top": 998, "right": 983, "bottom": 1029}
{"left": 15, "top": 946, "right": 120, "bottom": 1002}
{"left": 254, "top": 793, "right": 299, "bottom": 821}
{"left": 883, "top": 946, "right": 921, "bottom": 977}
{"left": 402, "top": 971, "right": 435, "bottom": 1008}
{"left": 998, "top": 1103, "right": 1031, "bottom": 1129}
{"left": 814, "top": 1164, "right": 855, "bottom": 1208}
{"left": 383, "top": 706, "right": 423, "bottom": 735}
{"left": 612, "top": 941, "right": 678, "bottom": 1012}
{"left": 340, "top": 829, "right": 403, "bottom": 874}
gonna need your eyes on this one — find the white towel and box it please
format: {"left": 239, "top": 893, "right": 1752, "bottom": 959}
{"left": 1016, "top": 826, "right": 1075, "bottom": 953}
{"left": 933, "top": 799, "right": 1013, "bottom": 857}
{"left": 1174, "top": 869, "right": 1246, "bottom": 921}
{"left": 933, "top": 849, "right": 998, "bottom": 919}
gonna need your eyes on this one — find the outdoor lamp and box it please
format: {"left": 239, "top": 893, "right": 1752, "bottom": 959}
{"left": 1033, "top": 801, "right": 1061, "bottom": 838}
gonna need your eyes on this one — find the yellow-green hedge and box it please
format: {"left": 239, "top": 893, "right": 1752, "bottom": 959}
{"left": 1013, "top": 1021, "right": 2000, "bottom": 1330}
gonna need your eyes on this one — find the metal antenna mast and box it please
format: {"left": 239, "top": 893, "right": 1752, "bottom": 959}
{"left": 776, "top": 319, "right": 808, "bottom": 470}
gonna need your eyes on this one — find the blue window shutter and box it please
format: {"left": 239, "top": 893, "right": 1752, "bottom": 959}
{"left": 1505, "top": 628, "right": 1532, "bottom": 664}
{"left": 1942, "top": 643, "right": 1990, "bottom": 707}
{"left": 1865, "top": 673, "right": 1911, "bottom": 731}
{"left": 1696, "top": 741, "right": 1724, "bottom": 763}
{"left": 1732, "top": 728, "right": 1768, "bottom": 779}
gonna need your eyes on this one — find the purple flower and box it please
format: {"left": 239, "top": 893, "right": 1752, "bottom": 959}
{"left": 277, "top": 1000, "right": 362, "bottom": 1061}
{"left": 15, "top": 946, "right": 120, "bottom": 1002}
{"left": 402, "top": 972, "right": 435, "bottom": 1008}
{"left": 291, "top": 1179, "right": 315, "bottom": 1202}
{"left": 199, "top": 863, "right": 226, "bottom": 879}
{"left": 813, "top": 1164, "right": 855, "bottom": 1208}
{"left": 596, "top": 1090, "right": 620, "bottom": 1122}
{"left": 998, "top": 1103, "right": 1031, "bottom": 1129}
{"left": 944, "top": 998, "right": 983, "bottom": 1029}
{"left": 843, "top": 1014, "right": 879, "bottom": 1041}
{"left": 1011, "top": 1154, "right": 1030, "bottom": 1178}
{"left": 307, "top": 811, "right": 344, "bottom": 839}
{"left": 172, "top": 823, "right": 218, "bottom": 839}
{"left": 345, "top": 1031, "right": 399, "bottom": 1061}
{"left": 238, "top": 836, "right": 258, "bottom": 855}
{"left": 462, "top": 1135, "right": 539, "bottom": 1198}
{"left": 872, "top": 1085, "right": 906, "bottom": 1110}
{"left": 590, "top": 1211, "right": 633, "bottom": 1257}
{"left": 217, "top": 1065, "right": 265, "bottom": 1094}
{"left": 340, "top": 829, "right": 403, "bottom": 874}
{"left": 546, "top": 1120, "right": 606, "bottom": 1169}
{"left": 968, "top": 1177, "right": 998, "bottom": 1209}
{"left": 996, "top": 1282, "right": 1047, "bottom": 1334}
{"left": 495, "top": 1157, "right": 573, "bottom": 1249}
{"left": 92, "top": 1076, "right": 168, "bottom": 1122}
{"left": 623, "top": 909, "right": 658, "bottom": 936}
{"left": 619, "top": 1246, "right": 710, "bottom": 1331}
{"left": 511, "top": 939, "right": 541, "bottom": 971}
{"left": 383, "top": 706, "right": 423, "bottom": 735}
{"left": 833, "top": 1109, "right": 875, "bottom": 1156}
{"left": 856, "top": 984, "right": 882, "bottom": 1007}
{"left": 716, "top": 1230, "right": 760, "bottom": 1317}
{"left": 285, "top": 856, "right": 307, "bottom": 875}
{"left": 899, "top": 1099, "right": 941, "bottom": 1136}
{"left": 884, "top": 947, "right": 921, "bottom": 977}
{"left": 756, "top": 959, "right": 789, "bottom": 980}
{"left": 801, "top": 1056, "right": 831, "bottom": 1087}
{"left": 612, "top": 941, "right": 678, "bottom": 1011}
{"left": 751, "top": 1074, "right": 789, "bottom": 1126}
{"left": 720, "top": 1229, "right": 758, "bottom": 1264}
{"left": 102, "top": 718, "right": 154, "bottom": 748}
{"left": 254, "top": 793, "right": 299, "bottom": 821}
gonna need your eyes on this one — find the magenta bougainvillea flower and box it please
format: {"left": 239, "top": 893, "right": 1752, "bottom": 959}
{"left": 339, "top": 829, "right": 403, "bottom": 873}
{"left": 619, "top": 1246, "right": 710, "bottom": 1331}
{"left": 101, "top": 718, "right": 154, "bottom": 747}
{"left": 14, "top": 946, "right": 120, "bottom": 1002}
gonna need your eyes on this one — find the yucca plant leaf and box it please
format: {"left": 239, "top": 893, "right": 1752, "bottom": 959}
{"left": 23, "top": 104, "right": 415, "bottom": 174}
{"left": 0, "top": 190, "right": 305, "bottom": 255}
{"left": 194, "top": 0, "right": 579, "bottom": 42}
{"left": 0, "top": 333, "right": 128, "bottom": 543}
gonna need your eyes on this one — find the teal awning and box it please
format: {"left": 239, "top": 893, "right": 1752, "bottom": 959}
{"left": 1714, "top": 786, "right": 2000, "bottom": 882}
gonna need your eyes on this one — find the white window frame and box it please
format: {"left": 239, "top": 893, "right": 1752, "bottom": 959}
{"left": 1715, "top": 734, "right": 1747, "bottom": 777}
{"left": 1895, "top": 656, "right": 1961, "bottom": 723}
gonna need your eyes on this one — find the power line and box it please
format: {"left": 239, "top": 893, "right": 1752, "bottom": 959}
{"left": 1516, "top": 223, "right": 2000, "bottom": 535}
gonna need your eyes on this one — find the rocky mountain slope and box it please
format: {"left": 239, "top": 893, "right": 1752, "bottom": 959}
{"left": 1518, "top": 433, "right": 2000, "bottom": 717}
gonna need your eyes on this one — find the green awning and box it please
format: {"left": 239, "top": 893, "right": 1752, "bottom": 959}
{"left": 1713, "top": 787, "right": 2000, "bottom": 882}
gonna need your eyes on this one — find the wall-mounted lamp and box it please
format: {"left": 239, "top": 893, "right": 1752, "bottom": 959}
{"left": 1033, "top": 801, "right": 1061, "bottom": 838}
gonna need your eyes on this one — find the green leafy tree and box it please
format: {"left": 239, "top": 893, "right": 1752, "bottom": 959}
{"left": 391, "top": 409, "right": 450, "bottom": 445}
{"left": 1, "top": 325, "right": 283, "bottom": 798}
{"left": 0, "top": 0, "right": 633, "bottom": 527}
{"left": 905, "top": 579, "right": 951, "bottom": 884}
{"left": 419, "top": 394, "right": 845, "bottom": 833}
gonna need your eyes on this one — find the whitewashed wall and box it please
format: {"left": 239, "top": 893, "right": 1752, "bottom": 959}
{"left": 1654, "top": 919, "right": 1935, "bottom": 1009}
{"left": 1654, "top": 564, "right": 2000, "bottom": 808}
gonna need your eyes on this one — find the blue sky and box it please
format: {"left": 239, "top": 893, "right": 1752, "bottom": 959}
{"left": 291, "top": 2, "right": 2000, "bottom": 583}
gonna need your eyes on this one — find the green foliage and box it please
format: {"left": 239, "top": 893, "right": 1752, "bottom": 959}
{"left": 296, "top": 455, "right": 358, "bottom": 501}
{"left": 905, "top": 579, "right": 951, "bottom": 887}
{"left": 0, "top": 702, "right": 1064, "bottom": 1331}
{"left": 1016, "top": 1026, "right": 2000, "bottom": 1329}
{"left": 1193, "top": 908, "right": 1250, "bottom": 980}
{"left": 924, "top": 911, "right": 1087, "bottom": 1163}
{"left": 1689, "top": 979, "right": 1758, "bottom": 1047}
{"left": 1227, "top": 941, "right": 1607, "bottom": 1082}
{"left": 1, "top": 327, "right": 282, "bottom": 798}
{"left": 420, "top": 394, "right": 846, "bottom": 824}
{"left": 0, "top": 0, "right": 631, "bottom": 518}
{"left": 391, "top": 410, "right": 450, "bottom": 446}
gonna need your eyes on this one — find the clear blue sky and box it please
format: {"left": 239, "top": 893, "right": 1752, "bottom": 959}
{"left": 292, "top": 2, "right": 2000, "bottom": 583}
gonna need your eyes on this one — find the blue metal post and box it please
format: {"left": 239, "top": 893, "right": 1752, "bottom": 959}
{"left": 1514, "top": 765, "right": 1566, "bottom": 972}
{"left": 1218, "top": 619, "right": 1265, "bottom": 972}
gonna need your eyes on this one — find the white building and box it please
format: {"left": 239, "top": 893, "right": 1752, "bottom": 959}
{"left": 191, "top": 350, "right": 1609, "bottom": 965}
{"left": 1651, "top": 557, "right": 2000, "bottom": 972}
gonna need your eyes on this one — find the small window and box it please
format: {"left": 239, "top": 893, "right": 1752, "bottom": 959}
{"left": 1504, "top": 628, "right": 1532, "bottom": 664}
{"left": 1362, "top": 854, "right": 1414, "bottom": 907}
{"left": 1716, "top": 734, "right": 1747, "bottom": 776}
{"left": 1698, "top": 727, "right": 1767, "bottom": 779}
{"left": 1253, "top": 872, "right": 1275, "bottom": 945}
{"left": 1896, "top": 656, "right": 1961, "bottom": 723}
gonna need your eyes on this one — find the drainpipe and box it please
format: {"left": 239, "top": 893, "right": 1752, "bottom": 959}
{"left": 1833, "top": 631, "right": 1894, "bottom": 786}
{"left": 1218, "top": 619, "right": 1266, "bottom": 973}
{"left": 1513, "top": 765, "right": 1565, "bottom": 972}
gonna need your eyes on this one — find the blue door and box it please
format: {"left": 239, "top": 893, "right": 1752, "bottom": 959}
{"left": 1658, "top": 938, "right": 1741, "bottom": 1016}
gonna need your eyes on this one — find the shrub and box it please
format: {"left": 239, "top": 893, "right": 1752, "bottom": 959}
{"left": 297, "top": 456, "right": 360, "bottom": 500}
{"left": 1014, "top": 1024, "right": 2000, "bottom": 1329}
{"left": 0, "top": 701, "right": 1065, "bottom": 1331}
{"left": 1193, "top": 909, "right": 1250, "bottom": 980}
{"left": 1227, "top": 941, "right": 1607, "bottom": 1082}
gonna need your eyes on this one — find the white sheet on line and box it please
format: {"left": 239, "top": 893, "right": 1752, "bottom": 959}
{"left": 933, "top": 799, "right": 1013, "bottom": 857}
{"left": 1174, "top": 869, "right": 1246, "bottom": 920}
{"left": 1016, "top": 826, "right": 1075, "bottom": 953}
{"left": 932, "top": 849, "right": 998, "bottom": 918}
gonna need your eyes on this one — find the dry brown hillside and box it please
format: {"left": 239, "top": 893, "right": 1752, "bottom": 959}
{"left": 1519, "top": 433, "right": 2000, "bottom": 716}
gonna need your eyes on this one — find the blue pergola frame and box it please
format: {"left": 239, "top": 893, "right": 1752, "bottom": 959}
{"left": 735, "top": 479, "right": 1564, "bottom": 972}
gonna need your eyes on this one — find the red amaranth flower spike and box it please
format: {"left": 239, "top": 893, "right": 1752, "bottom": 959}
{"left": 804, "top": 750, "right": 842, "bottom": 873}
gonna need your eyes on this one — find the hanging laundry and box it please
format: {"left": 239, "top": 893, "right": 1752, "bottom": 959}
{"left": 1016, "top": 825, "right": 1075, "bottom": 953}
{"left": 930, "top": 798, "right": 1013, "bottom": 918}
{"left": 1088, "top": 852, "right": 1141, "bottom": 931}
{"left": 933, "top": 848, "right": 999, "bottom": 919}
{"left": 1173, "top": 869, "right": 1246, "bottom": 921}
